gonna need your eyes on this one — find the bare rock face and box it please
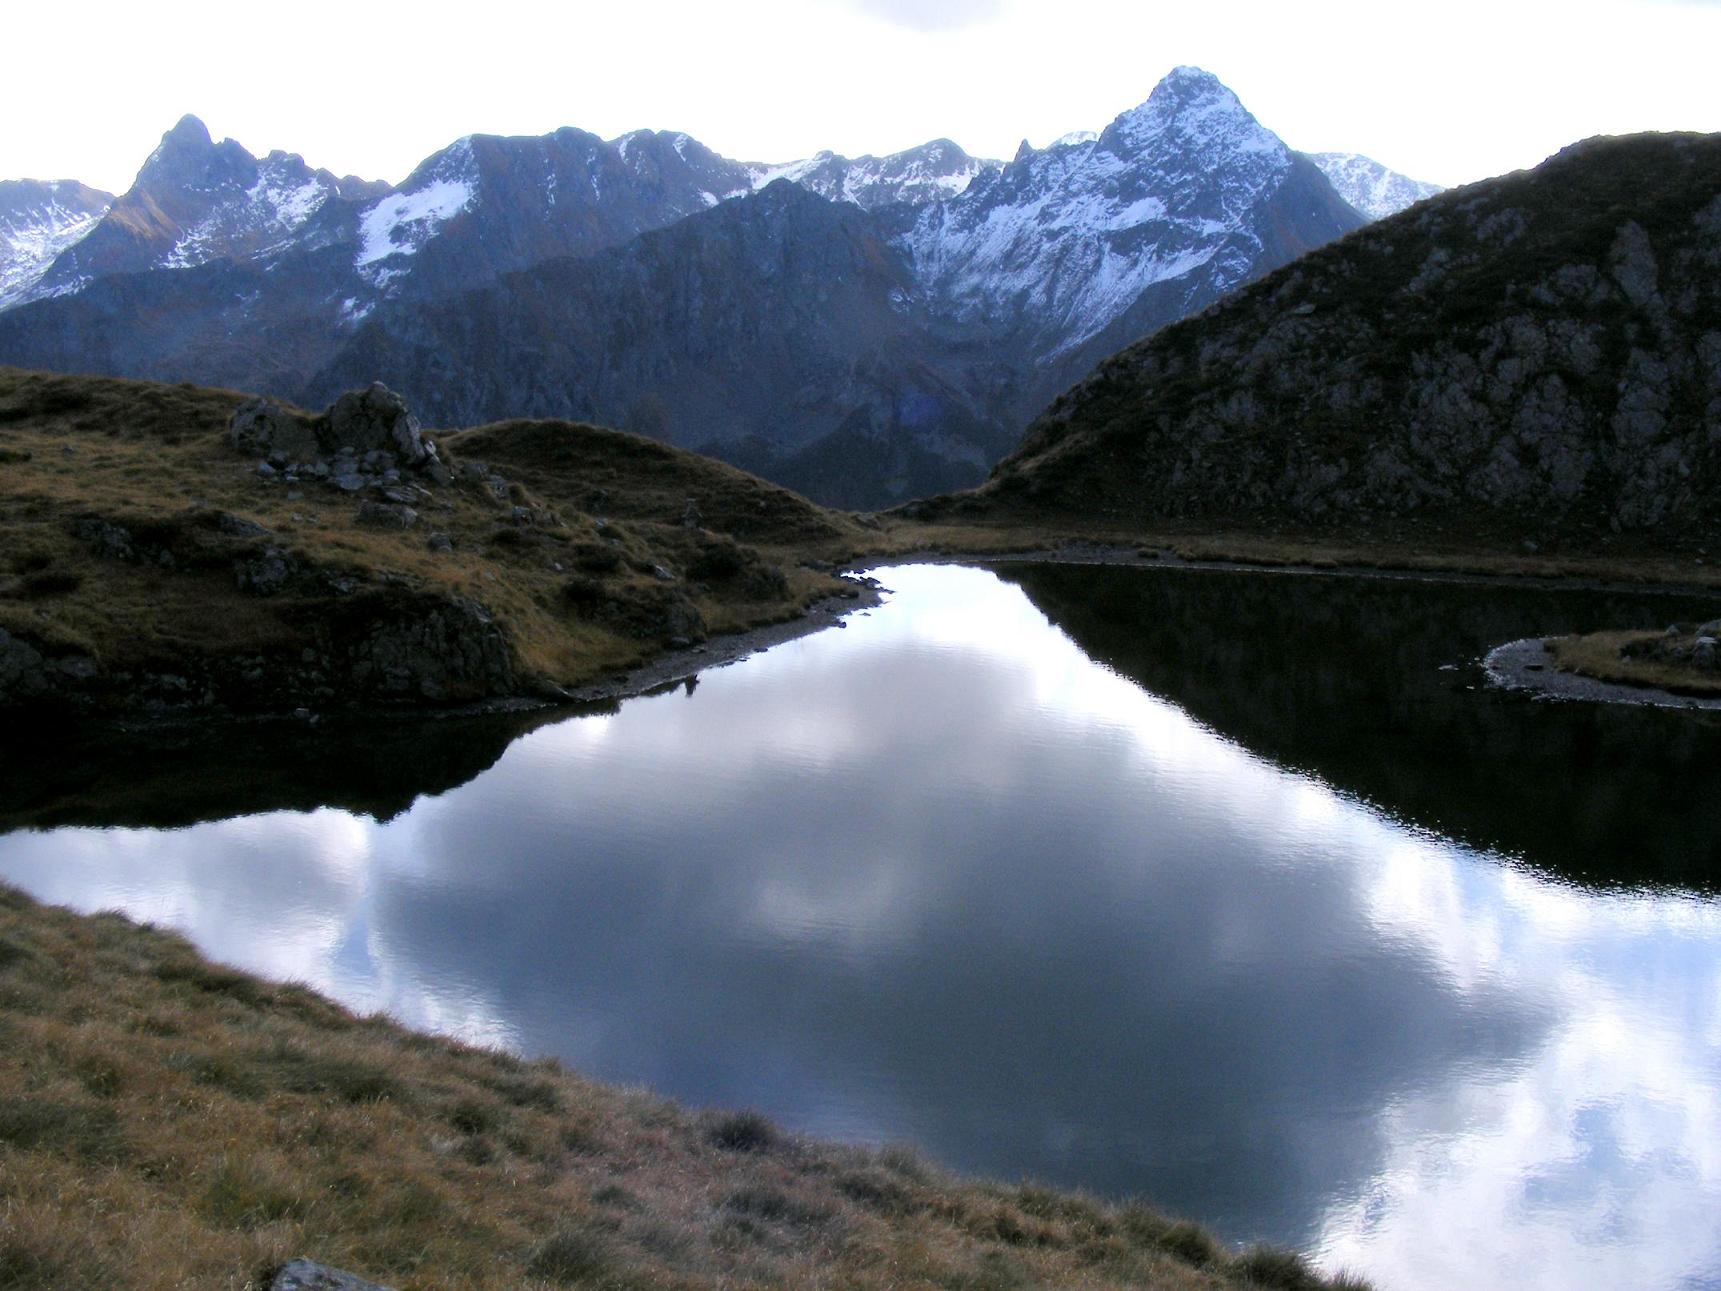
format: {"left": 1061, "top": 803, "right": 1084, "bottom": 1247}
{"left": 342, "top": 593, "right": 517, "bottom": 702}
{"left": 229, "top": 397, "right": 322, "bottom": 462}
{"left": 320, "top": 382, "right": 430, "bottom": 466}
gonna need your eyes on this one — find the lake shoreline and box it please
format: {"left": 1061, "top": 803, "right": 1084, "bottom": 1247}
{"left": 1482, "top": 636, "right": 1721, "bottom": 711}
{"left": 32, "top": 540, "right": 1721, "bottom": 735}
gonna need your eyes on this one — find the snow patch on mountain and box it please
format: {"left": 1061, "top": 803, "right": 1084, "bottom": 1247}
{"left": 356, "top": 180, "right": 474, "bottom": 268}
{"left": 1309, "top": 152, "right": 1443, "bottom": 221}
{"left": 0, "top": 182, "right": 111, "bottom": 309}
{"left": 745, "top": 141, "right": 1000, "bottom": 210}
{"left": 162, "top": 159, "right": 336, "bottom": 269}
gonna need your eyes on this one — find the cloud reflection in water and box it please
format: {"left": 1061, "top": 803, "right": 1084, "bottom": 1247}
{"left": 2, "top": 564, "right": 1717, "bottom": 1290}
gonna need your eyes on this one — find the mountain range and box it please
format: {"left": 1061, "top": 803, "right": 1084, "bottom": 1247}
{"left": 0, "top": 69, "right": 1440, "bottom": 507}
{"left": 943, "top": 132, "right": 1721, "bottom": 549}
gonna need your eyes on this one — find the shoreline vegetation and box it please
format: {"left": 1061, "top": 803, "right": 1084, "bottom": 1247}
{"left": 0, "top": 882, "right": 1365, "bottom": 1291}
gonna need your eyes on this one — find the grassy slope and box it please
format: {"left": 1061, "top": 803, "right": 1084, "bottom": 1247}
{"left": 1549, "top": 629, "right": 1721, "bottom": 696}
{"left": 0, "top": 884, "right": 1361, "bottom": 1291}
{"left": 0, "top": 366, "right": 868, "bottom": 712}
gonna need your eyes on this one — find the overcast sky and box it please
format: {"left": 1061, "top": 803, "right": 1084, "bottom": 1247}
{"left": 6, "top": 0, "right": 1718, "bottom": 195}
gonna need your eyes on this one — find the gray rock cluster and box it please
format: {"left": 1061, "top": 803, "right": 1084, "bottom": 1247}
{"left": 1624, "top": 620, "right": 1721, "bottom": 672}
{"left": 230, "top": 383, "right": 454, "bottom": 495}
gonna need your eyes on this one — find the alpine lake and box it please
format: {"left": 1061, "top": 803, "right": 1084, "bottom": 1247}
{"left": 4, "top": 561, "right": 1719, "bottom": 1291}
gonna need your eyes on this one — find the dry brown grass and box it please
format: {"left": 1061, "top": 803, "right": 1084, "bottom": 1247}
{"left": 1548, "top": 630, "right": 1721, "bottom": 697}
{"left": 0, "top": 884, "right": 1367, "bottom": 1291}
{"left": 0, "top": 367, "right": 871, "bottom": 709}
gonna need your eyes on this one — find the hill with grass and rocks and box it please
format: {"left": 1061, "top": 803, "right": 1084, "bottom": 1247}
{"left": 928, "top": 132, "right": 1721, "bottom": 556}
{"left": 0, "top": 366, "right": 869, "bottom": 720}
{"left": 0, "top": 69, "right": 1368, "bottom": 508}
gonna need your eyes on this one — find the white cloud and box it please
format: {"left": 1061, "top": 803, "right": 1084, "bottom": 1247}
{"left": 841, "top": 0, "right": 1006, "bottom": 31}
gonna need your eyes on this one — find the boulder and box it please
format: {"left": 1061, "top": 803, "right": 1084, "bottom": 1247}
{"left": 229, "top": 398, "right": 322, "bottom": 462}
{"left": 356, "top": 500, "right": 419, "bottom": 529}
{"left": 320, "top": 383, "right": 430, "bottom": 466}
{"left": 0, "top": 628, "right": 53, "bottom": 704}
{"left": 235, "top": 546, "right": 296, "bottom": 596}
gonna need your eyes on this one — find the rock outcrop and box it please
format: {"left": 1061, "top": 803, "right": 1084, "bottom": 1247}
{"left": 230, "top": 382, "right": 442, "bottom": 476}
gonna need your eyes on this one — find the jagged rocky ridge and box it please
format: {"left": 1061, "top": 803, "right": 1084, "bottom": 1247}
{"left": 0, "top": 69, "right": 1369, "bottom": 507}
{"left": 943, "top": 133, "right": 1721, "bottom": 548}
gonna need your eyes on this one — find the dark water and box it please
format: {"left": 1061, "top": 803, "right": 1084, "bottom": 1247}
{"left": 2, "top": 563, "right": 1718, "bottom": 1291}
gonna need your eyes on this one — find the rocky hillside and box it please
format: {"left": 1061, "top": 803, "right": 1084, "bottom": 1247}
{"left": 0, "top": 70, "right": 1364, "bottom": 509}
{"left": 943, "top": 132, "right": 1721, "bottom": 553}
{"left": 0, "top": 367, "right": 865, "bottom": 720}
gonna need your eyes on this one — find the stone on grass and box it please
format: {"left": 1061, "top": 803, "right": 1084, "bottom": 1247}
{"left": 321, "top": 383, "right": 430, "bottom": 465}
{"left": 271, "top": 1258, "right": 395, "bottom": 1291}
{"left": 357, "top": 500, "right": 419, "bottom": 529}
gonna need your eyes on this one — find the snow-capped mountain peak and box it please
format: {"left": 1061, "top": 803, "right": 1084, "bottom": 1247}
{"left": 1308, "top": 151, "right": 1444, "bottom": 220}
{"left": 1049, "top": 130, "right": 1099, "bottom": 150}
{"left": 0, "top": 179, "right": 112, "bottom": 310}
{"left": 900, "top": 66, "right": 1338, "bottom": 361}
{"left": 745, "top": 138, "right": 1001, "bottom": 209}
{"left": 1099, "top": 67, "right": 1287, "bottom": 184}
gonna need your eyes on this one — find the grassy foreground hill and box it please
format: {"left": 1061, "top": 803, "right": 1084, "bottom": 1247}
{"left": 0, "top": 883, "right": 1361, "bottom": 1291}
{"left": 0, "top": 366, "right": 868, "bottom": 718}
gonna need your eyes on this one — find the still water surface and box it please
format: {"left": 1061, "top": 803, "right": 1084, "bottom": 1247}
{"left": 4, "top": 563, "right": 1720, "bottom": 1290}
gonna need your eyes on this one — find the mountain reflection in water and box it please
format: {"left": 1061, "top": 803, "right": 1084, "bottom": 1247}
{"left": 1, "top": 564, "right": 1717, "bottom": 1291}
{"left": 998, "top": 561, "right": 1721, "bottom": 891}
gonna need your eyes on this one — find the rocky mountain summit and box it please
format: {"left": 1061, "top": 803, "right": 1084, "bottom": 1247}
{"left": 943, "top": 132, "right": 1721, "bottom": 551}
{"left": 896, "top": 67, "right": 1362, "bottom": 374}
{"left": 0, "top": 70, "right": 1365, "bottom": 507}
{"left": 11, "top": 116, "right": 386, "bottom": 309}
